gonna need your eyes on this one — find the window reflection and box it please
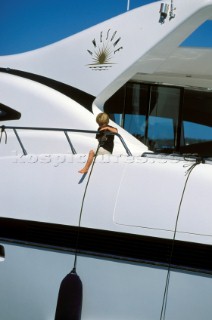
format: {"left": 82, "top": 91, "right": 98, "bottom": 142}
{"left": 147, "top": 86, "right": 180, "bottom": 151}
{"left": 182, "top": 89, "right": 212, "bottom": 145}
{"left": 105, "top": 82, "right": 212, "bottom": 155}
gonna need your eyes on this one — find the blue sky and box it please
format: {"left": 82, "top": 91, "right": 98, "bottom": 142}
{"left": 0, "top": 0, "right": 212, "bottom": 56}
{"left": 0, "top": 0, "right": 153, "bottom": 55}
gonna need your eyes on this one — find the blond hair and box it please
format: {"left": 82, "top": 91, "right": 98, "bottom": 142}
{"left": 96, "top": 113, "right": 109, "bottom": 126}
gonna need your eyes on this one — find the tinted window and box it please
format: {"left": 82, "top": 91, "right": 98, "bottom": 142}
{"left": 182, "top": 90, "right": 212, "bottom": 145}
{"left": 0, "top": 103, "right": 21, "bottom": 121}
{"left": 147, "top": 86, "right": 181, "bottom": 151}
{"left": 105, "top": 82, "right": 212, "bottom": 156}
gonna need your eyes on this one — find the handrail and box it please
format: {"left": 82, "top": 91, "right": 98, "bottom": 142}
{"left": 13, "top": 128, "right": 27, "bottom": 155}
{"left": 64, "top": 130, "right": 77, "bottom": 155}
{"left": 0, "top": 125, "right": 132, "bottom": 156}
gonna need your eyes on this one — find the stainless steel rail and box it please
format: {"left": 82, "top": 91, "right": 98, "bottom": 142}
{"left": 0, "top": 125, "right": 132, "bottom": 156}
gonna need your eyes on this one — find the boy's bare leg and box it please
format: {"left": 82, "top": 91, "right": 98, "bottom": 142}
{"left": 78, "top": 150, "right": 95, "bottom": 173}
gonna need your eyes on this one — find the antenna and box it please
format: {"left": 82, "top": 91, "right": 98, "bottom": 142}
{"left": 159, "top": 0, "right": 176, "bottom": 24}
{"left": 169, "top": 0, "right": 176, "bottom": 20}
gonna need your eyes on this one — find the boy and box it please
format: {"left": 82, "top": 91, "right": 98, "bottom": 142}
{"left": 78, "top": 112, "right": 117, "bottom": 173}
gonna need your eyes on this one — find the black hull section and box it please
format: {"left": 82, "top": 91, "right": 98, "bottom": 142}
{"left": 0, "top": 218, "right": 212, "bottom": 274}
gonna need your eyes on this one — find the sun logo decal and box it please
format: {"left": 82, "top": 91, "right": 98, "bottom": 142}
{"left": 86, "top": 29, "right": 123, "bottom": 70}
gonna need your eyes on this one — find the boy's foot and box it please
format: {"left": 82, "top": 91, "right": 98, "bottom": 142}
{"left": 78, "top": 168, "right": 88, "bottom": 174}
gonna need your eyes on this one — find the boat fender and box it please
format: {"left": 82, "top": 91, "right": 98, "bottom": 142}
{"left": 54, "top": 268, "right": 83, "bottom": 320}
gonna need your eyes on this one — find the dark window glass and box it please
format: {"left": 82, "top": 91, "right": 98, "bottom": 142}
{"left": 147, "top": 86, "right": 181, "bottom": 151}
{"left": 0, "top": 103, "right": 21, "bottom": 121}
{"left": 181, "top": 89, "right": 212, "bottom": 145}
{"left": 179, "top": 89, "right": 212, "bottom": 156}
{"left": 104, "top": 82, "right": 212, "bottom": 156}
{"left": 105, "top": 83, "right": 148, "bottom": 143}
{"left": 123, "top": 83, "right": 148, "bottom": 143}
{"left": 104, "top": 85, "right": 126, "bottom": 125}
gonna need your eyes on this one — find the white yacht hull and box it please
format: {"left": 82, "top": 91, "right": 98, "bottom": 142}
{"left": 1, "top": 241, "right": 212, "bottom": 320}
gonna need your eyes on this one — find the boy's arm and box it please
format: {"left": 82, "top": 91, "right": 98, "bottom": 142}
{"left": 100, "top": 126, "right": 118, "bottom": 133}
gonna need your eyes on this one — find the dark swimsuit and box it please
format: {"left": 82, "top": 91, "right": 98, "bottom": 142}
{"left": 96, "top": 125, "right": 115, "bottom": 153}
